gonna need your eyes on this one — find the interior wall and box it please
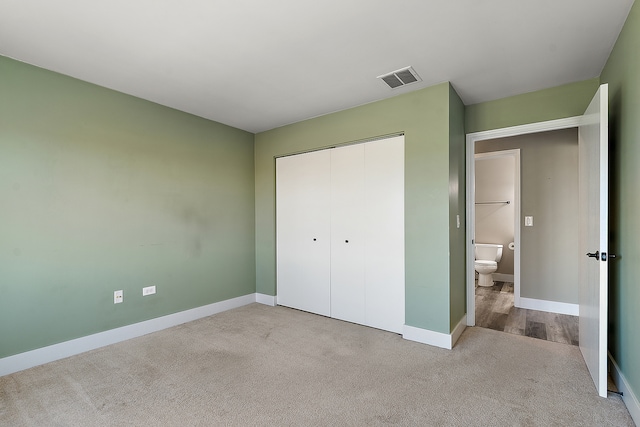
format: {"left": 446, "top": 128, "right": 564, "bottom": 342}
{"left": 474, "top": 154, "right": 515, "bottom": 275}
{"left": 600, "top": 0, "right": 640, "bottom": 409}
{"left": 255, "top": 83, "right": 460, "bottom": 335}
{"left": 476, "top": 129, "right": 579, "bottom": 305}
{"left": 465, "top": 78, "right": 600, "bottom": 134}
{"left": 448, "top": 86, "right": 467, "bottom": 329}
{"left": 0, "top": 56, "right": 256, "bottom": 359}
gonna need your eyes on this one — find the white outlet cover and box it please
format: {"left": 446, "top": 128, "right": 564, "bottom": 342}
{"left": 143, "top": 286, "right": 156, "bottom": 296}
{"left": 114, "top": 290, "right": 123, "bottom": 304}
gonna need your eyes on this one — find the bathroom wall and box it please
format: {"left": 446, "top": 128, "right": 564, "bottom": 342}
{"left": 474, "top": 153, "right": 515, "bottom": 275}
{"left": 475, "top": 128, "right": 579, "bottom": 304}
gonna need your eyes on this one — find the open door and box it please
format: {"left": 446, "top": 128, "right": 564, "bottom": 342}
{"left": 578, "top": 84, "right": 609, "bottom": 398}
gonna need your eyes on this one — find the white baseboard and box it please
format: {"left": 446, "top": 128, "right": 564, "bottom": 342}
{"left": 256, "top": 293, "right": 276, "bottom": 306}
{"left": 403, "top": 315, "right": 467, "bottom": 350}
{"left": 451, "top": 315, "right": 467, "bottom": 347}
{"left": 493, "top": 273, "right": 514, "bottom": 282}
{"left": 609, "top": 352, "right": 640, "bottom": 425}
{"left": 518, "top": 297, "right": 578, "bottom": 316}
{"left": 0, "top": 293, "right": 260, "bottom": 377}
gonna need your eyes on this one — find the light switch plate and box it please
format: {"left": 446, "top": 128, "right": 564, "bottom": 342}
{"left": 525, "top": 216, "right": 534, "bottom": 227}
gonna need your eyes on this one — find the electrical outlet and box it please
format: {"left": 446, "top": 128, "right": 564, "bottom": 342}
{"left": 114, "top": 290, "right": 123, "bottom": 304}
{"left": 142, "top": 286, "right": 156, "bottom": 296}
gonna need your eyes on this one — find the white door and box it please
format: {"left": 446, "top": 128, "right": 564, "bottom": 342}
{"left": 329, "top": 137, "right": 405, "bottom": 332}
{"left": 276, "top": 150, "right": 331, "bottom": 316}
{"left": 578, "top": 84, "right": 608, "bottom": 398}
{"left": 330, "top": 144, "right": 366, "bottom": 324}
{"left": 276, "top": 136, "right": 405, "bottom": 334}
{"left": 364, "top": 136, "right": 405, "bottom": 333}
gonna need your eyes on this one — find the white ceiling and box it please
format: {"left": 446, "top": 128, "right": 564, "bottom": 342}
{"left": 0, "top": 0, "right": 634, "bottom": 133}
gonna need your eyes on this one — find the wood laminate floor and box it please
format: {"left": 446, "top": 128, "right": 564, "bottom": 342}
{"left": 475, "top": 282, "right": 579, "bottom": 346}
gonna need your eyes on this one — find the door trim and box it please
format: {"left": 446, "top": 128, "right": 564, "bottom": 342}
{"left": 466, "top": 116, "right": 585, "bottom": 326}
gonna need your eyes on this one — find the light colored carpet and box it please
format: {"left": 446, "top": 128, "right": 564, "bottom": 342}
{"left": 0, "top": 303, "right": 634, "bottom": 426}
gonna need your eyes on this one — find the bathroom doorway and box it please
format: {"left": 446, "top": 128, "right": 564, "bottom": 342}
{"left": 473, "top": 150, "right": 520, "bottom": 332}
{"left": 466, "top": 85, "right": 610, "bottom": 396}
{"left": 467, "top": 125, "right": 582, "bottom": 345}
{"left": 474, "top": 150, "right": 519, "bottom": 291}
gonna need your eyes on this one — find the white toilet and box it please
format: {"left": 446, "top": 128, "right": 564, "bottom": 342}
{"left": 474, "top": 243, "right": 503, "bottom": 287}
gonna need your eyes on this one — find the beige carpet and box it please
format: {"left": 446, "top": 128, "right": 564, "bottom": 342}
{"left": 0, "top": 304, "right": 634, "bottom": 426}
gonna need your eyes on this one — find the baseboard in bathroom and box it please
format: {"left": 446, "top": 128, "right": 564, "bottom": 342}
{"left": 518, "top": 297, "right": 578, "bottom": 316}
{"left": 493, "top": 273, "right": 514, "bottom": 283}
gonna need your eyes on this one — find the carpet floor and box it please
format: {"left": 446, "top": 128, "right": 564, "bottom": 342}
{"left": 0, "top": 303, "right": 634, "bottom": 426}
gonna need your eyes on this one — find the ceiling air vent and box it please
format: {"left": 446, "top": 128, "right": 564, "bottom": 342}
{"left": 377, "top": 66, "right": 422, "bottom": 89}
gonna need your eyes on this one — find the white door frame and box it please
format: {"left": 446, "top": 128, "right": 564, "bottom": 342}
{"left": 466, "top": 116, "right": 584, "bottom": 326}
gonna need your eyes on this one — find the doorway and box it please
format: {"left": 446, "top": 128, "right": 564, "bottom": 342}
{"left": 466, "top": 116, "right": 583, "bottom": 327}
{"left": 466, "top": 85, "right": 610, "bottom": 397}
{"left": 468, "top": 127, "right": 583, "bottom": 344}
{"left": 474, "top": 149, "right": 519, "bottom": 299}
{"left": 472, "top": 133, "right": 580, "bottom": 345}
{"left": 473, "top": 149, "right": 521, "bottom": 335}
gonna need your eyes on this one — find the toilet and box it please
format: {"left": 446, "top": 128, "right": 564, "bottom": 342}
{"left": 474, "top": 243, "right": 503, "bottom": 287}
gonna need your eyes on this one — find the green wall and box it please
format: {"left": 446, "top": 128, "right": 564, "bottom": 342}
{"left": 466, "top": 78, "right": 600, "bottom": 134}
{"left": 448, "top": 86, "right": 467, "bottom": 329}
{"left": 255, "top": 83, "right": 462, "bottom": 334}
{"left": 0, "top": 56, "right": 256, "bottom": 358}
{"left": 600, "top": 0, "right": 640, "bottom": 408}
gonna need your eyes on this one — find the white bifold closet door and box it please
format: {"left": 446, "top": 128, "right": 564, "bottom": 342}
{"left": 362, "top": 137, "right": 405, "bottom": 333}
{"left": 276, "top": 149, "right": 331, "bottom": 317}
{"left": 276, "top": 135, "right": 404, "bottom": 333}
{"left": 330, "top": 143, "right": 366, "bottom": 325}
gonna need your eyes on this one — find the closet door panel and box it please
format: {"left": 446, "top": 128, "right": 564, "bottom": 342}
{"left": 276, "top": 150, "right": 331, "bottom": 316}
{"left": 330, "top": 144, "right": 366, "bottom": 324}
{"left": 364, "top": 136, "right": 405, "bottom": 333}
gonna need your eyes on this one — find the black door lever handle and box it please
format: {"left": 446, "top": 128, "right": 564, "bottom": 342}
{"left": 586, "top": 251, "right": 599, "bottom": 258}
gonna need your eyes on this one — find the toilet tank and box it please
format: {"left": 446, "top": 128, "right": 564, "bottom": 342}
{"left": 475, "top": 243, "right": 503, "bottom": 262}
